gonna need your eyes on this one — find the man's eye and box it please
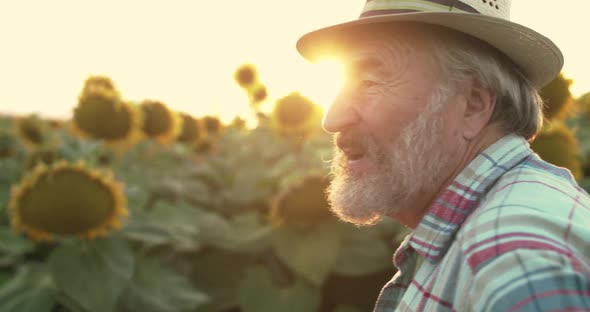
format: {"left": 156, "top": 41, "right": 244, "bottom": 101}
{"left": 359, "top": 80, "right": 378, "bottom": 88}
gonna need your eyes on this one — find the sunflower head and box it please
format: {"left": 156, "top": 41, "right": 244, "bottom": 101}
{"left": 177, "top": 112, "right": 204, "bottom": 144}
{"left": 140, "top": 100, "right": 180, "bottom": 144}
{"left": 269, "top": 174, "right": 333, "bottom": 229}
{"left": 234, "top": 64, "right": 258, "bottom": 89}
{"left": 82, "top": 75, "right": 117, "bottom": 94}
{"left": 270, "top": 92, "right": 323, "bottom": 138}
{"left": 14, "top": 114, "right": 50, "bottom": 149}
{"left": 8, "top": 160, "right": 128, "bottom": 241}
{"left": 250, "top": 83, "right": 268, "bottom": 106}
{"left": 230, "top": 116, "right": 247, "bottom": 130}
{"left": 201, "top": 116, "right": 223, "bottom": 137}
{"left": 72, "top": 88, "right": 142, "bottom": 148}
{"left": 540, "top": 73, "right": 573, "bottom": 120}
{"left": 531, "top": 123, "right": 583, "bottom": 181}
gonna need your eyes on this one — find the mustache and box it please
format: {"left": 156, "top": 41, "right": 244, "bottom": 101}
{"left": 335, "top": 131, "right": 368, "bottom": 151}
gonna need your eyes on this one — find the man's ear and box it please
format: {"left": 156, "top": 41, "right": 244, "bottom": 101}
{"left": 462, "top": 81, "right": 496, "bottom": 139}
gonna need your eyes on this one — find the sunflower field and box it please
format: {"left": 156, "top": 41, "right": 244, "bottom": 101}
{"left": 0, "top": 68, "right": 589, "bottom": 312}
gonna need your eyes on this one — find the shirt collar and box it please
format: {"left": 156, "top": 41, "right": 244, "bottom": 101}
{"left": 408, "top": 134, "right": 533, "bottom": 262}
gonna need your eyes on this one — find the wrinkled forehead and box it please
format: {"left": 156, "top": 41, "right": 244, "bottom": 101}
{"left": 340, "top": 27, "right": 439, "bottom": 78}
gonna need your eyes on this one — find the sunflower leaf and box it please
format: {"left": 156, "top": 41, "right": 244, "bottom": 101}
{"left": 48, "top": 238, "right": 135, "bottom": 312}
{"left": 189, "top": 249, "right": 251, "bottom": 312}
{"left": 117, "top": 257, "right": 209, "bottom": 312}
{"left": 332, "top": 224, "right": 395, "bottom": 276}
{"left": 0, "top": 265, "right": 56, "bottom": 312}
{"left": 0, "top": 226, "right": 34, "bottom": 257}
{"left": 272, "top": 221, "right": 343, "bottom": 286}
{"left": 121, "top": 201, "right": 202, "bottom": 251}
{"left": 238, "top": 265, "right": 321, "bottom": 312}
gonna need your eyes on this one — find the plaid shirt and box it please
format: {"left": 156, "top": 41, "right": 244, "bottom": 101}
{"left": 374, "top": 134, "right": 590, "bottom": 311}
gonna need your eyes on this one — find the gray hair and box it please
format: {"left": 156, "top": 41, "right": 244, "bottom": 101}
{"left": 354, "top": 23, "right": 545, "bottom": 140}
{"left": 425, "top": 26, "right": 544, "bottom": 141}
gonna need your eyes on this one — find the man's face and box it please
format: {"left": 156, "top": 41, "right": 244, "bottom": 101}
{"left": 324, "top": 38, "right": 457, "bottom": 226}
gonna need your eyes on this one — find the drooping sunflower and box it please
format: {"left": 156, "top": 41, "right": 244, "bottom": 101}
{"left": 234, "top": 64, "right": 258, "bottom": 90}
{"left": 269, "top": 174, "right": 333, "bottom": 229}
{"left": 540, "top": 73, "right": 573, "bottom": 120}
{"left": 71, "top": 87, "right": 143, "bottom": 148}
{"left": 14, "top": 114, "right": 50, "bottom": 149}
{"left": 139, "top": 100, "right": 181, "bottom": 144}
{"left": 8, "top": 160, "right": 128, "bottom": 241}
{"left": 177, "top": 112, "right": 204, "bottom": 144}
{"left": 270, "top": 92, "right": 323, "bottom": 138}
{"left": 531, "top": 123, "right": 583, "bottom": 181}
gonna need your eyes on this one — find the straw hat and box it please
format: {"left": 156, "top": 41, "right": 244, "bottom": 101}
{"left": 297, "top": 0, "right": 563, "bottom": 87}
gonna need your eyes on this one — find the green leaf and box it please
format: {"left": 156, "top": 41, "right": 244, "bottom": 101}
{"left": 0, "top": 265, "right": 55, "bottom": 312}
{"left": 117, "top": 257, "right": 209, "bottom": 312}
{"left": 332, "top": 225, "right": 395, "bottom": 276}
{"left": 272, "top": 221, "right": 343, "bottom": 286}
{"left": 48, "top": 237, "right": 135, "bottom": 312}
{"left": 190, "top": 249, "right": 251, "bottom": 312}
{"left": 0, "top": 227, "right": 34, "bottom": 254}
{"left": 238, "top": 266, "right": 321, "bottom": 312}
{"left": 207, "top": 212, "right": 274, "bottom": 253}
{"left": 121, "top": 201, "right": 201, "bottom": 251}
{"left": 0, "top": 227, "right": 34, "bottom": 266}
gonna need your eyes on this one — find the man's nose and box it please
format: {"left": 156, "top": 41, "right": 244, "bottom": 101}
{"left": 322, "top": 91, "right": 360, "bottom": 133}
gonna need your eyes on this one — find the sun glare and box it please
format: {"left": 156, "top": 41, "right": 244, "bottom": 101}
{"left": 300, "top": 59, "right": 346, "bottom": 114}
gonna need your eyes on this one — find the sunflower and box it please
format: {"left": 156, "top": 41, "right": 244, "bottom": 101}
{"left": 270, "top": 92, "right": 323, "bottom": 138}
{"left": 201, "top": 115, "right": 223, "bottom": 137}
{"left": 269, "top": 174, "right": 333, "bottom": 229}
{"left": 531, "top": 123, "right": 583, "bottom": 181}
{"left": 250, "top": 83, "right": 268, "bottom": 106}
{"left": 234, "top": 64, "right": 258, "bottom": 90}
{"left": 82, "top": 75, "right": 117, "bottom": 94}
{"left": 139, "top": 100, "right": 181, "bottom": 144}
{"left": 71, "top": 88, "right": 143, "bottom": 148}
{"left": 230, "top": 116, "right": 247, "bottom": 130}
{"left": 8, "top": 160, "right": 128, "bottom": 241}
{"left": 177, "top": 112, "right": 204, "bottom": 144}
{"left": 14, "top": 114, "right": 49, "bottom": 149}
{"left": 540, "top": 73, "right": 573, "bottom": 120}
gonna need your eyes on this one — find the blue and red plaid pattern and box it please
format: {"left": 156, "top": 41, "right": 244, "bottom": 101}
{"left": 374, "top": 134, "right": 590, "bottom": 311}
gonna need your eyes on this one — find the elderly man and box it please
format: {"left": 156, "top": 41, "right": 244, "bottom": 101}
{"left": 297, "top": 0, "right": 590, "bottom": 311}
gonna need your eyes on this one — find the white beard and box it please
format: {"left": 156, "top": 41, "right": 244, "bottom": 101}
{"left": 327, "top": 92, "right": 451, "bottom": 226}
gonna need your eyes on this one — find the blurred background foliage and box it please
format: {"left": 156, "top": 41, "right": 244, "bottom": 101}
{"left": 0, "top": 68, "right": 588, "bottom": 312}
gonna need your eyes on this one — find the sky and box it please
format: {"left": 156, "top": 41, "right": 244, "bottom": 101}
{"left": 0, "top": 1, "right": 588, "bottom": 122}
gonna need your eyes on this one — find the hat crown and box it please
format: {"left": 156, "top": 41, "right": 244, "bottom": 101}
{"left": 361, "top": 0, "right": 511, "bottom": 20}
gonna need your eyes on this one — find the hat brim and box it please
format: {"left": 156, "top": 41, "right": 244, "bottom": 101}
{"left": 296, "top": 12, "right": 563, "bottom": 87}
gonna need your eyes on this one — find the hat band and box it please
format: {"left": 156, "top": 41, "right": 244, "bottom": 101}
{"left": 360, "top": 0, "right": 479, "bottom": 18}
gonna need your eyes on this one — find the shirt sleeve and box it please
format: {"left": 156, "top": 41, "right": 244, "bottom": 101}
{"left": 469, "top": 247, "right": 590, "bottom": 311}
